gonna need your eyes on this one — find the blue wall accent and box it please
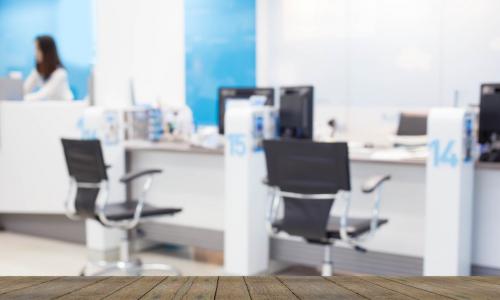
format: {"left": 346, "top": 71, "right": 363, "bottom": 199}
{"left": 0, "top": 0, "right": 93, "bottom": 99}
{"left": 185, "top": 0, "right": 256, "bottom": 126}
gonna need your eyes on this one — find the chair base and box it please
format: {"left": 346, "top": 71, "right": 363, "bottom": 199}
{"left": 321, "top": 262, "right": 333, "bottom": 276}
{"left": 80, "top": 258, "right": 181, "bottom": 276}
{"left": 81, "top": 229, "right": 181, "bottom": 276}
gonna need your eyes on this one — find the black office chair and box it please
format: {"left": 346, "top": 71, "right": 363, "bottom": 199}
{"left": 263, "top": 139, "right": 390, "bottom": 276}
{"left": 61, "top": 138, "right": 182, "bottom": 276}
{"left": 396, "top": 112, "right": 428, "bottom": 136}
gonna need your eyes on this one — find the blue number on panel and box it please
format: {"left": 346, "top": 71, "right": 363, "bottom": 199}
{"left": 429, "top": 139, "right": 458, "bottom": 168}
{"left": 227, "top": 134, "right": 246, "bottom": 157}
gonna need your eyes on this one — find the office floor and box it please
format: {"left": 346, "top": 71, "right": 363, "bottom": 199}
{"left": 0, "top": 232, "right": 226, "bottom": 276}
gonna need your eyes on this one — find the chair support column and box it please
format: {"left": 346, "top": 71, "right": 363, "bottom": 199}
{"left": 322, "top": 244, "right": 333, "bottom": 276}
{"left": 119, "top": 230, "right": 131, "bottom": 262}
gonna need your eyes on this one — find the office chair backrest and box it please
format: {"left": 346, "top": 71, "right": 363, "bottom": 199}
{"left": 61, "top": 139, "right": 108, "bottom": 182}
{"left": 263, "top": 139, "right": 351, "bottom": 240}
{"left": 61, "top": 139, "right": 108, "bottom": 218}
{"left": 397, "top": 113, "right": 427, "bottom": 136}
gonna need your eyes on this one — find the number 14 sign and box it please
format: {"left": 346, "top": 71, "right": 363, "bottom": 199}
{"left": 429, "top": 139, "right": 458, "bottom": 168}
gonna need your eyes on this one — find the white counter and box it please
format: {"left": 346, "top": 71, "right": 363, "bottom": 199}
{"left": 0, "top": 101, "right": 89, "bottom": 213}
{"left": 126, "top": 140, "right": 500, "bottom": 270}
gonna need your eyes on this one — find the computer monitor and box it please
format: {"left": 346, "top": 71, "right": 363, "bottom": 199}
{"left": 479, "top": 83, "right": 500, "bottom": 144}
{"left": 218, "top": 87, "right": 274, "bottom": 134}
{"left": 0, "top": 78, "right": 23, "bottom": 101}
{"left": 396, "top": 113, "right": 428, "bottom": 136}
{"left": 279, "top": 86, "right": 314, "bottom": 139}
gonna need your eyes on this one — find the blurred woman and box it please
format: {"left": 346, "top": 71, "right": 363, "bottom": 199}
{"left": 23, "top": 35, "right": 73, "bottom": 101}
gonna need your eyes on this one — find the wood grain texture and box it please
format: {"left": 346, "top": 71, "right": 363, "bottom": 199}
{"left": 102, "top": 276, "right": 165, "bottom": 299}
{"left": 57, "top": 276, "right": 140, "bottom": 300}
{"left": 141, "top": 276, "right": 190, "bottom": 299}
{"left": 360, "top": 276, "right": 452, "bottom": 299}
{"left": 278, "top": 276, "right": 365, "bottom": 300}
{"left": 215, "top": 277, "right": 251, "bottom": 300}
{"left": 0, "top": 277, "right": 104, "bottom": 300}
{"left": 326, "top": 276, "right": 417, "bottom": 299}
{"left": 245, "top": 276, "right": 299, "bottom": 300}
{"left": 0, "top": 277, "right": 59, "bottom": 295}
{"left": 468, "top": 276, "right": 500, "bottom": 287}
{"left": 0, "top": 276, "right": 499, "bottom": 299}
{"left": 388, "top": 277, "right": 500, "bottom": 300}
{"left": 177, "top": 277, "right": 218, "bottom": 300}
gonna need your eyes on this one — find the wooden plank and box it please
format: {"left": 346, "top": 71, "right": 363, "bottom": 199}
{"left": 215, "top": 277, "right": 251, "bottom": 300}
{"left": 176, "top": 277, "right": 218, "bottom": 300}
{"left": 171, "top": 277, "right": 196, "bottom": 299}
{"left": 278, "top": 276, "right": 365, "bottom": 300}
{"left": 327, "top": 276, "right": 415, "bottom": 299}
{"left": 388, "top": 277, "right": 500, "bottom": 300}
{"left": 103, "top": 276, "right": 165, "bottom": 299}
{"left": 361, "top": 277, "right": 454, "bottom": 299}
{"left": 469, "top": 276, "right": 500, "bottom": 286}
{"left": 244, "top": 276, "right": 299, "bottom": 300}
{"left": 0, "top": 277, "right": 105, "bottom": 300}
{"left": 0, "top": 277, "right": 59, "bottom": 295}
{"left": 141, "top": 277, "right": 190, "bottom": 300}
{"left": 57, "top": 276, "right": 140, "bottom": 300}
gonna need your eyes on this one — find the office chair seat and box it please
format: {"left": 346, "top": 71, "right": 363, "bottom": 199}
{"left": 273, "top": 216, "right": 388, "bottom": 240}
{"left": 103, "top": 201, "right": 182, "bottom": 221}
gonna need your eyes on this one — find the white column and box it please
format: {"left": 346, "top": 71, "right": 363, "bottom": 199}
{"left": 94, "top": 0, "right": 185, "bottom": 108}
{"left": 224, "top": 102, "right": 270, "bottom": 275}
{"left": 424, "top": 108, "right": 474, "bottom": 275}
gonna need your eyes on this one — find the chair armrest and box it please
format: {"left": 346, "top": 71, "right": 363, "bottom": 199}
{"left": 266, "top": 185, "right": 281, "bottom": 234}
{"left": 120, "top": 169, "right": 162, "bottom": 183}
{"left": 361, "top": 175, "right": 391, "bottom": 193}
{"left": 263, "top": 177, "right": 277, "bottom": 187}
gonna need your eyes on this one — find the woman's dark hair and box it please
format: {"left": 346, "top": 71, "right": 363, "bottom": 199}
{"left": 35, "top": 35, "right": 63, "bottom": 80}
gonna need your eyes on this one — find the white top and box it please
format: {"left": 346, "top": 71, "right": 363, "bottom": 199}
{"left": 23, "top": 68, "right": 74, "bottom": 101}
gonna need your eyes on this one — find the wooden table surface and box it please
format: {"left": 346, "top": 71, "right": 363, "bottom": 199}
{"left": 0, "top": 276, "right": 500, "bottom": 299}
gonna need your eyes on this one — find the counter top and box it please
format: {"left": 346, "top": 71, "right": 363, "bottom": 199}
{"left": 476, "top": 161, "right": 500, "bottom": 170}
{"left": 124, "top": 140, "right": 500, "bottom": 170}
{"left": 124, "top": 140, "right": 224, "bottom": 155}
{"left": 124, "top": 140, "right": 426, "bottom": 165}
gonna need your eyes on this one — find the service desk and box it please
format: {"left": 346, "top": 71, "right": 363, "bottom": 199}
{"left": 125, "top": 140, "right": 500, "bottom": 276}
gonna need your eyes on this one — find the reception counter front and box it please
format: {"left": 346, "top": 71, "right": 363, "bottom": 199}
{"left": 126, "top": 141, "right": 500, "bottom": 276}
{"left": 0, "top": 101, "right": 88, "bottom": 213}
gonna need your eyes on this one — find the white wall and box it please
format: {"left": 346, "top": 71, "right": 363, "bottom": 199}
{"left": 92, "top": 0, "right": 500, "bottom": 135}
{"left": 257, "top": 0, "right": 500, "bottom": 141}
{"left": 94, "top": 0, "right": 185, "bottom": 108}
{"left": 441, "top": 0, "right": 500, "bottom": 107}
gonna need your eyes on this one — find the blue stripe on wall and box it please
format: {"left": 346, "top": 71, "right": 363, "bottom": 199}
{"left": 0, "top": 0, "right": 93, "bottom": 100}
{"left": 185, "top": 0, "right": 256, "bottom": 126}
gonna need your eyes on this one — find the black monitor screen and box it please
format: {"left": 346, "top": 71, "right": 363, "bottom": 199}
{"left": 479, "top": 84, "right": 500, "bottom": 144}
{"left": 279, "top": 86, "right": 314, "bottom": 139}
{"left": 218, "top": 87, "right": 274, "bottom": 134}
